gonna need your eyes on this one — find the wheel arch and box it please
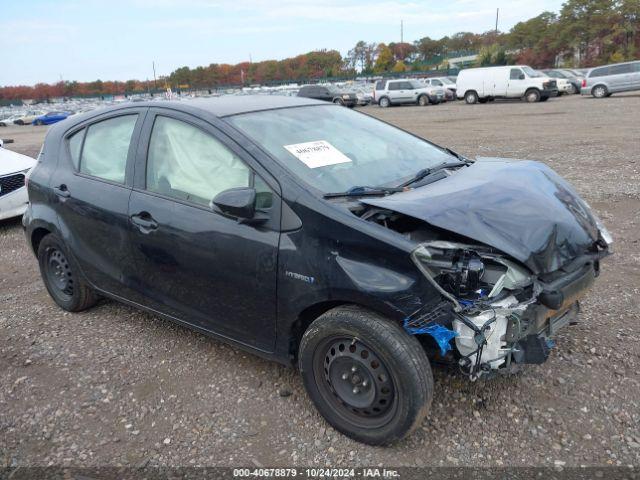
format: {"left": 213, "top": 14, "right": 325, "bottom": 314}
{"left": 31, "top": 227, "right": 52, "bottom": 254}
{"left": 288, "top": 299, "right": 404, "bottom": 361}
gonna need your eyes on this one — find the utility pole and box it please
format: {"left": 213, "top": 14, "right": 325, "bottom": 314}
{"left": 152, "top": 61, "right": 157, "bottom": 90}
{"left": 400, "top": 20, "right": 404, "bottom": 43}
{"left": 495, "top": 8, "right": 499, "bottom": 33}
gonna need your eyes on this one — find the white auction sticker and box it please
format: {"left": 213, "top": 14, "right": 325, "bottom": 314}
{"left": 283, "top": 140, "right": 352, "bottom": 169}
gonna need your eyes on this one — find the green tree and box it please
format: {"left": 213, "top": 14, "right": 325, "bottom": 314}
{"left": 374, "top": 44, "right": 394, "bottom": 73}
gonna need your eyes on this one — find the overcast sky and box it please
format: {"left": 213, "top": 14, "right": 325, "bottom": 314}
{"left": 2, "top": 0, "right": 564, "bottom": 86}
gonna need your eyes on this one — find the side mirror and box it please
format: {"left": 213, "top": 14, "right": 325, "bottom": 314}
{"left": 211, "top": 187, "right": 256, "bottom": 219}
{"left": 519, "top": 74, "right": 525, "bottom": 80}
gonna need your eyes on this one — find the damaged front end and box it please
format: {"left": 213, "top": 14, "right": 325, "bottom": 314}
{"left": 405, "top": 239, "right": 604, "bottom": 380}
{"left": 355, "top": 158, "right": 612, "bottom": 380}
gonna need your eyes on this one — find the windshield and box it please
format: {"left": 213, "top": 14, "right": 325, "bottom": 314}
{"left": 522, "top": 66, "right": 544, "bottom": 78}
{"left": 439, "top": 78, "right": 454, "bottom": 85}
{"left": 227, "top": 105, "right": 453, "bottom": 193}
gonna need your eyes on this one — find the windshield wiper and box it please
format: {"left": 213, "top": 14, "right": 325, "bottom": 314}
{"left": 323, "top": 185, "right": 404, "bottom": 199}
{"left": 443, "top": 147, "right": 472, "bottom": 163}
{"left": 398, "top": 160, "right": 468, "bottom": 188}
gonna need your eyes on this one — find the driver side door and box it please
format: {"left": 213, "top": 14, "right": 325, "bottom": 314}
{"left": 127, "top": 109, "right": 280, "bottom": 351}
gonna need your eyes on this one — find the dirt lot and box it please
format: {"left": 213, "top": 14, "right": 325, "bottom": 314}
{"left": 1, "top": 93, "right": 639, "bottom": 468}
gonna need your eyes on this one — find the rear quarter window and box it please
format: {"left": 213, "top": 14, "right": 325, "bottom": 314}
{"left": 67, "top": 129, "right": 84, "bottom": 169}
{"left": 375, "top": 81, "right": 385, "bottom": 90}
{"left": 610, "top": 64, "right": 633, "bottom": 75}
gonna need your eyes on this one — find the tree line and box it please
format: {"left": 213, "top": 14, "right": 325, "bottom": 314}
{"left": 1, "top": 0, "right": 638, "bottom": 101}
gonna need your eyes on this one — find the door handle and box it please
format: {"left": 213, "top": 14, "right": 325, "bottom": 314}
{"left": 130, "top": 212, "right": 158, "bottom": 232}
{"left": 53, "top": 184, "right": 70, "bottom": 198}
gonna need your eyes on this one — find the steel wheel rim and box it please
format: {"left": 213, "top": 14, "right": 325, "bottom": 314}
{"left": 527, "top": 92, "right": 538, "bottom": 102}
{"left": 45, "top": 247, "right": 74, "bottom": 300}
{"left": 313, "top": 336, "right": 398, "bottom": 429}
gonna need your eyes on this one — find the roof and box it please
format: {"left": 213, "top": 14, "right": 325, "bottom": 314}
{"left": 51, "top": 95, "right": 327, "bottom": 136}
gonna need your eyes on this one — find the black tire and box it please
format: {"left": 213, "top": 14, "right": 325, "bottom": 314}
{"left": 592, "top": 85, "right": 608, "bottom": 98}
{"left": 464, "top": 91, "right": 478, "bottom": 104}
{"left": 35, "top": 120, "right": 43, "bottom": 126}
{"left": 540, "top": 95, "right": 549, "bottom": 102}
{"left": 525, "top": 88, "right": 541, "bottom": 103}
{"left": 478, "top": 98, "right": 488, "bottom": 104}
{"left": 417, "top": 94, "right": 429, "bottom": 106}
{"left": 333, "top": 98, "right": 345, "bottom": 106}
{"left": 378, "top": 97, "right": 390, "bottom": 108}
{"left": 15, "top": 120, "right": 24, "bottom": 125}
{"left": 298, "top": 305, "right": 433, "bottom": 445}
{"left": 37, "top": 233, "right": 98, "bottom": 312}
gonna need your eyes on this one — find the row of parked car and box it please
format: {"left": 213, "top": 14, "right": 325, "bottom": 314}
{"left": 0, "top": 110, "right": 71, "bottom": 126}
{"left": 299, "top": 59, "right": 639, "bottom": 108}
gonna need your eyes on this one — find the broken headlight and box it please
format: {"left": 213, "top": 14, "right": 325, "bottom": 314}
{"left": 411, "top": 241, "right": 533, "bottom": 306}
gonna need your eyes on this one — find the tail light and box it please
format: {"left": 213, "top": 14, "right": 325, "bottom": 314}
{"left": 582, "top": 79, "right": 586, "bottom": 88}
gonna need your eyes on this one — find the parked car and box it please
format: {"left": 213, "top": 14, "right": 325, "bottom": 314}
{"left": 11, "top": 110, "right": 46, "bottom": 125}
{"left": 24, "top": 96, "right": 611, "bottom": 445}
{"left": 541, "top": 69, "right": 581, "bottom": 94}
{"left": 33, "top": 111, "right": 72, "bottom": 126}
{"left": 352, "top": 87, "right": 373, "bottom": 106}
{"left": 538, "top": 70, "right": 573, "bottom": 95}
{"left": 373, "top": 79, "right": 445, "bottom": 107}
{"left": 581, "top": 60, "right": 640, "bottom": 98}
{"left": 0, "top": 115, "right": 21, "bottom": 127}
{"left": 297, "top": 85, "right": 357, "bottom": 107}
{"left": 0, "top": 139, "right": 36, "bottom": 220}
{"left": 456, "top": 65, "right": 558, "bottom": 103}
{"left": 423, "top": 77, "right": 457, "bottom": 96}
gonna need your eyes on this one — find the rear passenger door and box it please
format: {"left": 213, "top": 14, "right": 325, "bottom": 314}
{"left": 127, "top": 109, "right": 280, "bottom": 351}
{"left": 50, "top": 108, "right": 146, "bottom": 298}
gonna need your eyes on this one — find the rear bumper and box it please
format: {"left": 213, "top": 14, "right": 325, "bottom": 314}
{"left": 0, "top": 187, "right": 28, "bottom": 221}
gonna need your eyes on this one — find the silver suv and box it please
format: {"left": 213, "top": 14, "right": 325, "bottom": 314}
{"left": 581, "top": 60, "right": 640, "bottom": 98}
{"left": 373, "top": 79, "right": 445, "bottom": 107}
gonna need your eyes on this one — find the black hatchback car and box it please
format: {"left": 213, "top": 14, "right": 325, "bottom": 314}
{"left": 297, "top": 85, "right": 357, "bottom": 107}
{"left": 24, "top": 96, "right": 611, "bottom": 445}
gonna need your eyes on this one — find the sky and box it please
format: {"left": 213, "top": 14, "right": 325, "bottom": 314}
{"left": 1, "top": 0, "right": 564, "bottom": 86}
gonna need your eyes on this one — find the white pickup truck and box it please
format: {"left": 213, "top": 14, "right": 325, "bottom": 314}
{"left": 456, "top": 65, "right": 558, "bottom": 104}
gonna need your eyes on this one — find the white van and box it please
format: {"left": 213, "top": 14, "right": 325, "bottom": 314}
{"left": 456, "top": 66, "right": 558, "bottom": 104}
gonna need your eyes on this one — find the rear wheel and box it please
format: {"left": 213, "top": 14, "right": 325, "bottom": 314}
{"left": 569, "top": 84, "right": 578, "bottom": 94}
{"left": 37, "top": 234, "right": 98, "bottom": 312}
{"left": 417, "top": 95, "right": 429, "bottom": 106}
{"left": 378, "top": 97, "right": 390, "bottom": 108}
{"left": 540, "top": 95, "right": 549, "bottom": 102}
{"left": 299, "top": 306, "right": 433, "bottom": 445}
{"left": 464, "top": 91, "right": 478, "bottom": 104}
{"left": 592, "top": 85, "right": 608, "bottom": 98}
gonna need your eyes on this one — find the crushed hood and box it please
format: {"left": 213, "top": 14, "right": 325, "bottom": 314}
{"left": 362, "top": 158, "right": 599, "bottom": 274}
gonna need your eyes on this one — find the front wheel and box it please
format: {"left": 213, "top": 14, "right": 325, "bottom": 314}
{"left": 37, "top": 234, "right": 98, "bottom": 312}
{"left": 378, "top": 97, "right": 390, "bottom": 108}
{"left": 299, "top": 306, "right": 433, "bottom": 445}
{"left": 417, "top": 95, "right": 429, "bottom": 106}
{"left": 525, "top": 89, "right": 541, "bottom": 103}
{"left": 333, "top": 98, "right": 345, "bottom": 106}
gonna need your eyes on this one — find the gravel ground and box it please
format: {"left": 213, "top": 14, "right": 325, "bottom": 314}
{"left": 1, "top": 93, "right": 639, "bottom": 468}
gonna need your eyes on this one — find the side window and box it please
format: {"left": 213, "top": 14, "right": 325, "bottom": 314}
{"left": 388, "top": 82, "right": 400, "bottom": 91}
{"left": 433, "top": 80, "right": 443, "bottom": 86}
{"left": 375, "top": 81, "right": 384, "bottom": 90}
{"left": 400, "top": 81, "right": 413, "bottom": 89}
{"left": 610, "top": 64, "right": 632, "bottom": 75}
{"left": 510, "top": 68, "right": 523, "bottom": 80}
{"left": 590, "top": 67, "right": 609, "bottom": 78}
{"left": 68, "top": 129, "right": 84, "bottom": 169}
{"left": 80, "top": 115, "right": 137, "bottom": 183}
{"left": 146, "top": 116, "right": 250, "bottom": 207}
{"left": 633, "top": 62, "right": 640, "bottom": 72}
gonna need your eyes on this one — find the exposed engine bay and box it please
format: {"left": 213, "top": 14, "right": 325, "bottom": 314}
{"left": 359, "top": 206, "right": 610, "bottom": 381}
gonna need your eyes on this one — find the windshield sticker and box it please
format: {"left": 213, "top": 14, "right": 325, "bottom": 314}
{"left": 283, "top": 140, "right": 352, "bottom": 169}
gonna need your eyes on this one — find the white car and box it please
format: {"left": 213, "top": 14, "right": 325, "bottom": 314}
{"left": 456, "top": 65, "right": 559, "bottom": 103}
{"left": 0, "top": 139, "right": 36, "bottom": 220}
